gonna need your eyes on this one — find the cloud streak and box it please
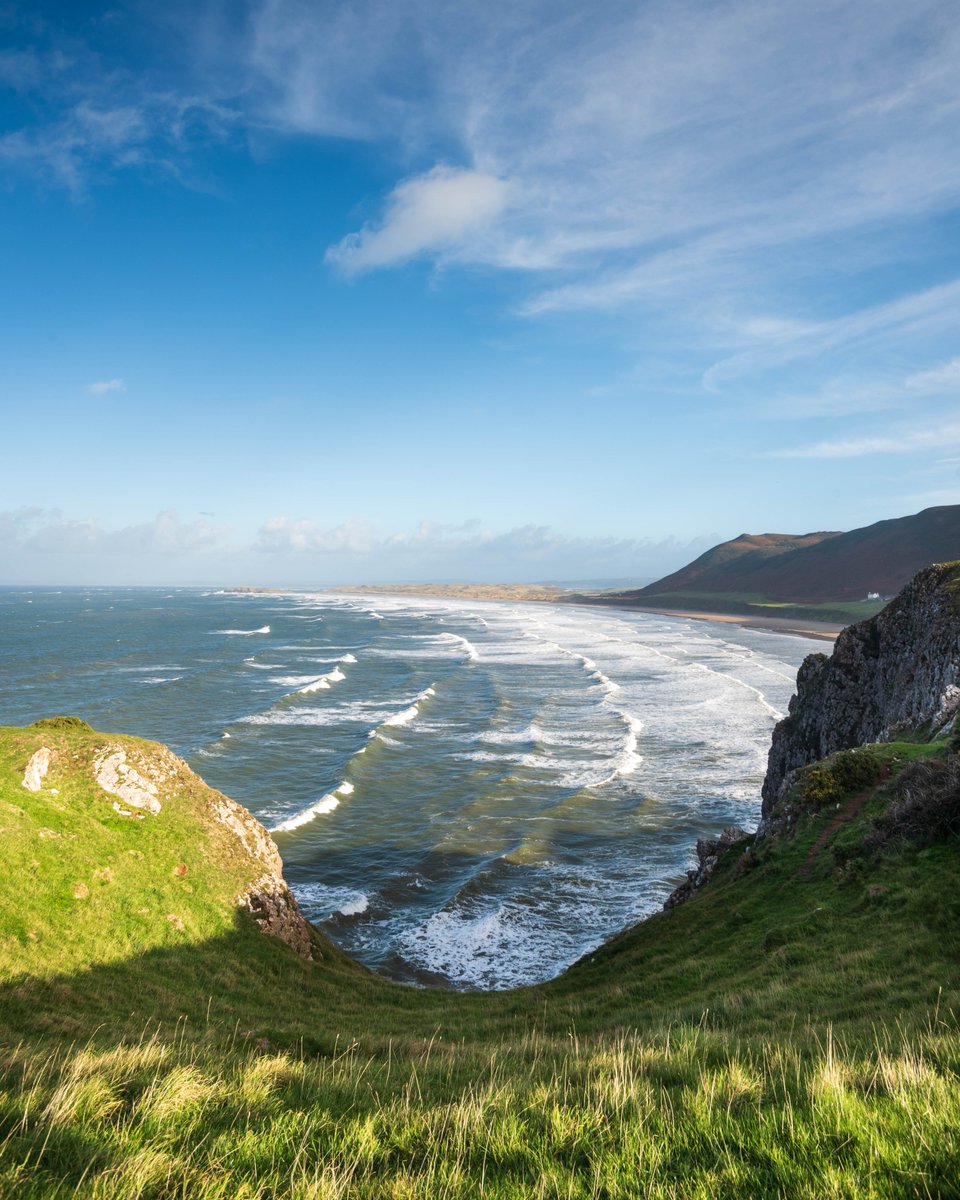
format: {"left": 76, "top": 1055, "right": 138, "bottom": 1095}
{"left": 770, "top": 422, "right": 960, "bottom": 459}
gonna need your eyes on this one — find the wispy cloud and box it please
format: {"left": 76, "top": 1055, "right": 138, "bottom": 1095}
{"left": 327, "top": 166, "right": 508, "bottom": 274}
{"left": 4, "top": 0, "right": 959, "bottom": 446}
{"left": 770, "top": 421, "right": 960, "bottom": 459}
{"left": 86, "top": 378, "right": 126, "bottom": 395}
{"left": 906, "top": 357, "right": 960, "bottom": 392}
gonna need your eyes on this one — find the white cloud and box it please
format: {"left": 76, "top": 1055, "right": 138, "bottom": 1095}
{"left": 0, "top": 507, "right": 229, "bottom": 554}
{"left": 255, "top": 517, "right": 377, "bottom": 554}
{"left": 86, "top": 378, "right": 126, "bottom": 395}
{"left": 230, "top": 0, "right": 960, "bottom": 299}
{"left": 254, "top": 514, "right": 714, "bottom": 579}
{"left": 326, "top": 166, "right": 508, "bottom": 274}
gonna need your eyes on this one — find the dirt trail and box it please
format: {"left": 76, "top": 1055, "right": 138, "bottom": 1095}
{"left": 799, "top": 768, "right": 890, "bottom": 879}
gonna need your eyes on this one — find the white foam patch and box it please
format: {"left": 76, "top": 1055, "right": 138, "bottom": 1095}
{"left": 215, "top": 625, "right": 270, "bottom": 635}
{"left": 240, "top": 699, "right": 401, "bottom": 727}
{"left": 340, "top": 653, "right": 358, "bottom": 663}
{"left": 369, "top": 684, "right": 436, "bottom": 740}
{"left": 293, "top": 882, "right": 370, "bottom": 919}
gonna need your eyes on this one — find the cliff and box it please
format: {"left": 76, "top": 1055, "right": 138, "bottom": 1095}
{"left": 761, "top": 562, "right": 960, "bottom": 816}
{"left": 2, "top": 717, "right": 315, "bottom": 975}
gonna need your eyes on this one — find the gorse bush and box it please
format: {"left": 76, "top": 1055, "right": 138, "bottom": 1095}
{"left": 796, "top": 748, "right": 885, "bottom": 810}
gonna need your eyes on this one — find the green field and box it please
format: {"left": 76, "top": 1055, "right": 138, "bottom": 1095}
{"left": 594, "top": 591, "right": 886, "bottom": 625}
{"left": 1, "top": 720, "right": 959, "bottom": 1197}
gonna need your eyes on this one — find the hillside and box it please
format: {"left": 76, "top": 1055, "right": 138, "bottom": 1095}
{"left": 620, "top": 530, "right": 842, "bottom": 597}
{"left": 594, "top": 505, "right": 960, "bottom": 620}
{"left": 2, "top": 570, "right": 960, "bottom": 1195}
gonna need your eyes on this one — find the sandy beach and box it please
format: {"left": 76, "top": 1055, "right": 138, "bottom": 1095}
{"left": 605, "top": 605, "right": 841, "bottom": 642}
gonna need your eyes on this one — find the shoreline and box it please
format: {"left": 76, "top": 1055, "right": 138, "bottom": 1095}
{"left": 323, "top": 586, "right": 841, "bottom": 642}
{"left": 592, "top": 604, "right": 840, "bottom": 642}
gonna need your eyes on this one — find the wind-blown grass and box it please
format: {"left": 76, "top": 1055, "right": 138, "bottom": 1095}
{"left": 2, "top": 721, "right": 959, "bottom": 1196}
{"left": 3, "top": 1018, "right": 960, "bottom": 1198}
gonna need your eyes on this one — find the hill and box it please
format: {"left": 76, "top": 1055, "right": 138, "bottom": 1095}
{"left": 593, "top": 505, "right": 960, "bottom": 622}
{"left": 2, "top": 568, "right": 960, "bottom": 1196}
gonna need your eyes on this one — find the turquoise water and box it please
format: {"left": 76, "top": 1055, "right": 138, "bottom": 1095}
{"left": 0, "top": 587, "right": 819, "bottom": 988}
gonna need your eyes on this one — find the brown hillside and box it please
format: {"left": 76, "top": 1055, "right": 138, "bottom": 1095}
{"left": 635, "top": 505, "right": 960, "bottom": 603}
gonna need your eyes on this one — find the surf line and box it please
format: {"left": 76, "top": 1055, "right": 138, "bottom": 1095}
{"left": 519, "top": 629, "right": 644, "bottom": 784}
{"left": 271, "top": 781, "right": 355, "bottom": 833}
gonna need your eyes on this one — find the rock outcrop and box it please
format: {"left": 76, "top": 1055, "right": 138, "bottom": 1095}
{"left": 762, "top": 563, "right": 960, "bottom": 818}
{"left": 21, "top": 747, "right": 52, "bottom": 792}
{"left": 208, "top": 789, "right": 315, "bottom": 960}
{"left": 663, "top": 825, "right": 751, "bottom": 909}
{"left": 94, "top": 746, "right": 166, "bottom": 814}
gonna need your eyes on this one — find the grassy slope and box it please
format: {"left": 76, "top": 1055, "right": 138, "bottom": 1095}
{"left": 593, "top": 505, "right": 960, "bottom": 616}
{"left": 582, "top": 590, "right": 885, "bottom": 624}
{"left": 1, "top": 722, "right": 959, "bottom": 1197}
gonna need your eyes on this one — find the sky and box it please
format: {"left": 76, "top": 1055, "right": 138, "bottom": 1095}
{"left": 1, "top": 0, "right": 959, "bottom": 585}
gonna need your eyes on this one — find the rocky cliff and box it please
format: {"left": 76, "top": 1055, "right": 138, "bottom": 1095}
{"left": 762, "top": 562, "right": 960, "bottom": 816}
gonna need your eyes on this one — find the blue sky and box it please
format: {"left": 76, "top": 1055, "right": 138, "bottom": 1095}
{"left": 1, "top": 0, "right": 959, "bottom": 585}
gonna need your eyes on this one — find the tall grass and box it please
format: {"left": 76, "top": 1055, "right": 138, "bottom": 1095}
{"left": 2, "top": 1018, "right": 959, "bottom": 1198}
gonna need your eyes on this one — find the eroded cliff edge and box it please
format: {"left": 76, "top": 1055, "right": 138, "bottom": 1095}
{"left": 761, "top": 562, "right": 960, "bottom": 820}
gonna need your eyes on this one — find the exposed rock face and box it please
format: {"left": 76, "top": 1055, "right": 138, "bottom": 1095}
{"left": 93, "top": 747, "right": 165, "bottom": 814}
{"left": 21, "top": 747, "right": 52, "bottom": 792}
{"left": 207, "top": 790, "right": 314, "bottom": 961}
{"left": 762, "top": 563, "right": 960, "bottom": 818}
{"left": 663, "top": 826, "right": 751, "bottom": 909}
{"left": 241, "top": 875, "right": 314, "bottom": 961}
{"left": 93, "top": 737, "right": 314, "bottom": 960}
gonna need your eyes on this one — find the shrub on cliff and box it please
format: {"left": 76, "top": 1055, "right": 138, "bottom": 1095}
{"left": 793, "top": 747, "right": 885, "bottom": 812}
{"left": 865, "top": 752, "right": 960, "bottom": 849}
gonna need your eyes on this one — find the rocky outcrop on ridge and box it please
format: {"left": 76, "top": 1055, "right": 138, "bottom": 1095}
{"left": 207, "top": 788, "right": 315, "bottom": 960}
{"left": 761, "top": 563, "right": 960, "bottom": 819}
{"left": 663, "top": 825, "right": 751, "bottom": 909}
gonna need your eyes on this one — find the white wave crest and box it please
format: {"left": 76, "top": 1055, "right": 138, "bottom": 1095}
{"left": 341, "top": 653, "right": 358, "bottom": 663}
{"left": 298, "top": 665, "right": 347, "bottom": 694}
{"left": 439, "top": 632, "right": 480, "bottom": 662}
{"left": 215, "top": 625, "right": 270, "bottom": 635}
{"left": 270, "top": 779, "right": 354, "bottom": 832}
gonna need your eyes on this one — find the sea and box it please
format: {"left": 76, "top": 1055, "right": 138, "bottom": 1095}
{"left": 0, "top": 587, "right": 822, "bottom": 990}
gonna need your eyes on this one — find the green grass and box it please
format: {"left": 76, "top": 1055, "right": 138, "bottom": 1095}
{"left": 2, "top": 721, "right": 959, "bottom": 1197}
{"left": 611, "top": 591, "right": 886, "bottom": 624}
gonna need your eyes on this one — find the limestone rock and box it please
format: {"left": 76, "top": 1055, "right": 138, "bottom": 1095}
{"left": 762, "top": 563, "right": 960, "bottom": 820}
{"left": 21, "top": 747, "right": 52, "bottom": 792}
{"left": 93, "top": 747, "right": 164, "bottom": 814}
{"left": 209, "top": 791, "right": 314, "bottom": 960}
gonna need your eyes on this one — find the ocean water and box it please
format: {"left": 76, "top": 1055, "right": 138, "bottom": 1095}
{"left": 0, "top": 587, "right": 820, "bottom": 989}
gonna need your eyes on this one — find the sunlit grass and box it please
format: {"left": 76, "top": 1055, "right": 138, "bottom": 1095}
{"left": 2, "top": 1021, "right": 959, "bottom": 1198}
{"left": 2, "top": 720, "right": 959, "bottom": 1195}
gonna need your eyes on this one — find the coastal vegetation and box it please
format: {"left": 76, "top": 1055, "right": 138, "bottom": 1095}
{"left": 1, "top": 704, "right": 958, "bottom": 1196}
